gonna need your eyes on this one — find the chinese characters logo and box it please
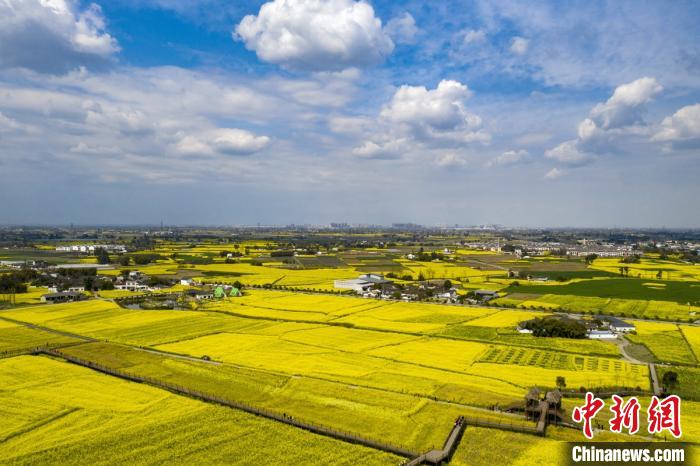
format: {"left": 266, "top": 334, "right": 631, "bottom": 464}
{"left": 572, "top": 392, "right": 681, "bottom": 439}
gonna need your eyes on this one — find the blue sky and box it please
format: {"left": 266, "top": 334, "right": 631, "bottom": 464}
{"left": 0, "top": 0, "right": 699, "bottom": 227}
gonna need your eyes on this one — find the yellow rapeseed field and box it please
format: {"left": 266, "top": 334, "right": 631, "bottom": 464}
{"left": 0, "top": 356, "right": 398, "bottom": 464}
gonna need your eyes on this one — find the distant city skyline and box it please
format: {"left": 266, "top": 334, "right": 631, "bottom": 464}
{"left": 0, "top": 1, "right": 699, "bottom": 227}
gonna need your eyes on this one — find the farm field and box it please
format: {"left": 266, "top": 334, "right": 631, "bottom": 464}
{"left": 626, "top": 321, "right": 697, "bottom": 365}
{"left": 590, "top": 257, "right": 700, "bottom": 281}
{"left": 0, "top": 320, "right": 81, "bottom": 353}
{"left": 57, "top": 341, "right": 531, "bottom": 452}
{"left": 2, "top": 234, "right": 699, "bottom": 464}
{"left": 0, "top": 355, "right": 397, "bottom": 465}
{"left": 504, "top": 278, "right": 700, "bottom": 305}
{"left": 492, "top": 293, "right": 700, "bottom": 321}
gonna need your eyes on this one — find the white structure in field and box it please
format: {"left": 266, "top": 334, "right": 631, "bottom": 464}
{"left": 606, "top": 317, "right": 636, "bottom": 333}
{"left": 56, "top": 244, "right": 127, "bottom": 254}
{"left": 334, "top": 274, "right": 392, "bottom": 292}
{"left": 588, "top": 330, "right": 617, "bottom": 339}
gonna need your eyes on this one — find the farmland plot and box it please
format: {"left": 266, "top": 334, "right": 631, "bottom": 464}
{"left": 0, "top": 356, "right": 397, "bottom": 465}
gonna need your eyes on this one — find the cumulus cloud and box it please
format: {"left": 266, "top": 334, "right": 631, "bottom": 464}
{"left": 385, "top": 12, "right": 419, "bottom": 45}
{"left": 545, "top": 77, "right": 663, "bottom": 166}
{"left": 234, "top": 0, "right": 394, "bottom": 71}
{"left": 351, "top": 138, "right": 405, "bottom": 159}
{"left": 586, "top": 77, "right": 663, "bottom": 131}
{"left": 0, "top": 66, "right": 337, "bottom": 183}
{"left": 352, "top": 80, "right": 490, "bottom": 159}
{"left": 462, "top": 29, "right": 486, "bottom": 45}
{"left": 509, "top": 36, "right": 529, "bottom": 55}
{"left": 0, "top": 0, "right": 119, "bottom": 73}
{"left": 544, "top": 140, "right": 591, "bottom": 165}
{"left": 435, "top": 153, "right": 467, "bottom": 167}
{"left": 379, "top": 80, "right": 488, "bottom": 143}
{"left": 175, "top": 129, "right": 270, "bottom": 157}
{"left": 212, "top": 129, "right": 271, "bottom": 155}
{"left": 652, "top": 103, "right": 700, "bottom": 150}
{"left": 544, "top": 167, "right": 564, "bottom": 179}
{"left": 488, "top": 149, "right": 529, "bottom": 166}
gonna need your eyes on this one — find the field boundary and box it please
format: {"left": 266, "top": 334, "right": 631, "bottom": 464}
{"left": 40, "top": 348, "right": 419, "bottom": 458}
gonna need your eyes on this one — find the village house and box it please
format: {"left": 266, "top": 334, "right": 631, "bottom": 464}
{"left": 334, "top": 273, "right": 393, "bottom": 293}
{"left": 41, "top": 291, "right": 84, "bottom": 304}
{"left": 473, "top": 289, "right": 500, "bottom": 301}
{"left": 605, "top": 316, "right": 636, "bottom": 333}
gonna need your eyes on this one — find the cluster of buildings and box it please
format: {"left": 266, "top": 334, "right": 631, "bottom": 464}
{"left": 334, "top": 273, "right": 471, "bottom": 303}
{"left": 585, "top": 316, "right": 636, "bottom": 339}
{"left": 55, "top": 244, "right": 127, "bottom": 254}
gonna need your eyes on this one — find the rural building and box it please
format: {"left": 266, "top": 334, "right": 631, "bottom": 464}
{"left": 191, "top": 290, "right": 214, "bottom": 300}
{"left": 473, "top": 289, "right": 499, "bottom": 301}
{"left": 605, "top": 317, "right": 636, "bottom": 333}
{"left": 180, "top": 279, "right": 194, "bottom": 286}
{"left": 588, "top": 330, "right": 617, "bottom": 339}
{"left": 115, "top": 281, "right": 149, "bottom": 292}
{"left": 41, "top": 292, "right": 84, "bottom": 303}
{"left": 334, "top": 273, "right": 393, "bottom": 292}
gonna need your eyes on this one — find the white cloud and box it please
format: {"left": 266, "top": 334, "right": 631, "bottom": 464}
{"left": 175, "top": 128, "right": 270, "bottom": 156}
{"left": 544, "top": 140, "right": 590, "bottom": 165}
{"left": 435, "top": 153, "right": 467, "bottom": 167}
{"left": 351, "top": 139, "right": 404, "bottom": 159}
{"left": 509, "top": 36, "right": 529, "bottom": 55}
{"left": 234, "top": 0, "right": 394, "bottom": 71}
{"left": 0, "top": 111, "right": 21, "bottom": 132}
{"left": 587, "top": 77, "right": 663, "bottom": 131}
{"left": 489, "top": 149, "right": 529, "bottom": 166}
{"left": 652, "top": 103, "right": 700, "bottom": 149}
{"left": 353, "top": 80, "right": 490, "bottom": 159}
{"left": 385, "top": 12, "right": 418, "bottom": 45}
{"left": 379, "top": 80, "right": 488, "bottom": 142}
{"left": 0, "top": 0, "right": 119, "bottom": 73}
{"left": 0, "top": 66, "right": 337, "bottom": 183}
{"left": 462, "top": 29, "right": 486, "bottom": 45}
{"left": 545, "top": 77, "right": 663, "bottom": 165}
{"left": 544, "top": 167, "right": 564, "bottom": 179}
{"left": 212, "top": 129, "right": 271, "bottom": 155}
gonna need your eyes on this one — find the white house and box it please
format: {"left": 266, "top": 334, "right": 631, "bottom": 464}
{"left": 588, "top": 330, "right": 617, "bottom": 340}
{"left": 606, "top": 317, "right": 636, "bottom": 333}
{"left": 335, "top": 274, "right": 392, "bottom": 293}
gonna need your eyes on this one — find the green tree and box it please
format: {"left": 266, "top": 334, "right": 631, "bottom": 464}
{"left": 95, "top": 247, "right": 111, "bottom": 264}
{"left": 662, "top": 371, "right": 679, "bottom": 390}
{"left": 556, "top": 376, "right": 567, "bottom": 389}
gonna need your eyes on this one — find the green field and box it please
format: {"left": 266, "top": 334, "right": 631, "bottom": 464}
{"left": 506, "top": 278, "right": 700, "bottom": 305}
{"left": 505, "top": 278, "right": 700, "bottom": 304}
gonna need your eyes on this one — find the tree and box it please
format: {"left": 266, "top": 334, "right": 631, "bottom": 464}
{"left": 556, "top": 376, "right": 566, "bottom": 389}
{"left": 83, "top": 276, "right": 95, "bottom": 291}
{"left": 585, "top": 254, "right": 599, "bottom": 265}
{"left": 662, "top": 371, "right": 679, "bottom": 390}
{"left": 95, "top": 247, "right": 111, "bottom": 264}
{"left": 443, "top": 279, "right": 452, "bottom": 290}
{"left": 118, "top": 255, "right": 131, "bottom": 266}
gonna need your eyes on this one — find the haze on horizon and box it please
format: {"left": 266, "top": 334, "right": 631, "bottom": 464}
{"left": 0, "top": 0, "right": 699, "bottom": 228}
